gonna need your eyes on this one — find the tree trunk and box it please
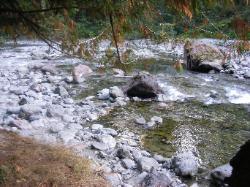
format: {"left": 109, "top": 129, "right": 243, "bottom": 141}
{"left": 109, "top": 13, "right": 122, "bottom": 65}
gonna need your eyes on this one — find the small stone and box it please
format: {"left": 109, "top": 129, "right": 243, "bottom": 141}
{"left": 135, "top": 117, "right": 146, "bottom": 125}
{"left": 96, "top": 135, "right": 116, "bottom": 149}
{"left": 18, "top": 98, "right": 27, "bottom": 105}
{"left": 138, "top": 157, "right": 159, "bottom": 172}
{"left": 113, "top": 68, "right": 125, "bottom": 76}
{"left": 244, "top": 71, "right": 250, "bottom": 79}
{"left": 54, "top": 86, "right": 68, "bottom": 97}
{"left": 110, "top": 86, "right": 124, "bottom": 98}
{"left": 91, "top": 124, "right": 103, "bottom": 130}
{"left": 116, "top": 146, "right": 133, "bottom": 159}
{"left": 19, "top": 104, "right": 42, "bottom": 121}
{"left": 97, "top": 88, "right": 110, "bottom": 100}
{"left": 153, "top": 154, "right": 169, "bottom": 163}
{"left": 104, "top": 173, "right": 122, "bottom": 187}
{"left": 91, "top": 142, "right": 109, "bottom": 151}
{"left": 102, "top": 128, "right": 118, "bottom": 136}
{"left": 150, "top": 116, "right": 163, "bottom": 124}
{"left": 127, "top": 172, "right": 148, "bottom": 186}
{"left": 121, "top": 158, "right": 136, "bottom": 169}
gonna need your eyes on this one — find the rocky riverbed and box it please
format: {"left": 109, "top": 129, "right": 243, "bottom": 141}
{"left": 0, "top": 40, "right": 249, "bottom": 187}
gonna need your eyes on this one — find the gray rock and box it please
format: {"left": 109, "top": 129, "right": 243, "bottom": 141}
{"left": 91, "top": 123, "right": 103, "bottom": 130}
{"left": 91, "top": 142, "right": 109, "bottom": 151}
{"left": 210, "top": 164, "right": 232, "bottom": 186}
{"left": 135, "top": 117, "right": 146, "bottom": 125}
{"left": 49, "top": 122, "right": 65, "bottom": 133}
{"left": 58, "top": 129, "right": 77, "bottom": 143}
{"left": 104, "top": 173, "right": 122, "bottom": 186}
{"left": 19, "top": 104, "right": 42, "bottom": 121}
{"left": 150, "top": 116, "right": 163, "bottom": 124}
{"left": 72, "top": 64, "right": 92, "bottom": 83}
{"left": 244, "top": 71, "right": 250, "bottom": 79}
{"left": 8, "top": 119, "right": 32, "bottom": 130}
{"left": 102, "top": 128, "right": 118, "bottom": 136}
{"left": 96, "top": 134, "right": 116, "bottom": 149}
{"left": 141, "top": 169, "right": 184, "bottom": 187}
{"left": 113, "top": 68, "right": 125, "bottom": 77}
{"left": 121, "top": 158, "right": 136, "bottom": 169}
{"left": 138, "top": 157, "right": 159, "bottom": 172}
{"left": 127, "top": 172, "right": 148, "bottom": 186}
{"left": 110, "top": 86, "right": 124, "bottom": 98}
{"left": 124, "top": 72, "right": 164, "bottom": 99}
{"left": 97, "top": 88, "right": 110, "bottom": 100}
{"left": 172, "top": 152, "right": 199, "bottom": 177}
{"left": 184, "top": 41, "right": 225, "bottom": 73}
{"left": 7, "top": 107, "right": 21, "bottom": 114}
{"left": 18, "top": 98, "right": 28, "bottom": 105}
{"left": 40, "top": 64, "right": 57, "bottom": 75}
{"left": 116, "top": 146, "right": 133, "bottom": 159}
{"left": 153, "top": 154, "right": 169, "bottom": 163}
{"left": 54, "top": 86, "right": 68, "bottom": 97}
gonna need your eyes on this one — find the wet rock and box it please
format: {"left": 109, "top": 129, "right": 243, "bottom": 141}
{"left": 110, "top": 86, "right": 124, "bottom": 98}
{"left": 123, "top": 72, "right": 163, "bottom": 99}
{"left": 135, "top": 117, "right": 146, "bottom": 125}
{"left": 121, "top": 158, "right": 136, "bottom": 169}
{"left": 184, "top": 41, "right": 225, "bottom": 73}
{"left": 225, "top": 140, "right": 250, "bottom": 187}
{"left": 210, "top": 164, "right": 232, "bottom": 186}
{"left": 138, "top": 156, "right": 159, "bottom": 172}
{"left": 172, "top": 152, "right": 199, "bottom": 177}
{"left": 54, "top": 86, "right": 68, "bottom": 97}
{"left": 72, "top": 64, "right": 92, "bottom": 83}
{"left": 97, "top": 88, "right": 110, "bottom": 100}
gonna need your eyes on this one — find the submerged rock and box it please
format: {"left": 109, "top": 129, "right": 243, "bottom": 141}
{"left": 72, "top": 64, "right": 93, "bottom": 83}
{"left": 123, "top": 72, "right": 163, "bottom": 99}
{"left": 172, "top": 152, "right": 199, "bottom": 177}
{"left": 184, "top": 41, "right": 225, "bottom": 73}
{"left": 225, "top": 140, "right": 250, "bottom": 187}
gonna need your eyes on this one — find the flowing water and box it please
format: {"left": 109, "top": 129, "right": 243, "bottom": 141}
{"left": 1, "top": 40, "right": 250, "bottom": 186}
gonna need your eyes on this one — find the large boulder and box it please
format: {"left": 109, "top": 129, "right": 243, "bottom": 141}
{"left": 72, "top": 64, "right": 93, "bottom": 83}
{"left": 184, "top": 41, "right": 226, "bottom": 73}
{"left": 123, "top": 72, "right": 163, "bottom": 99}
{"left": 225, "top": 140, "right": 250, "bottom": 187}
